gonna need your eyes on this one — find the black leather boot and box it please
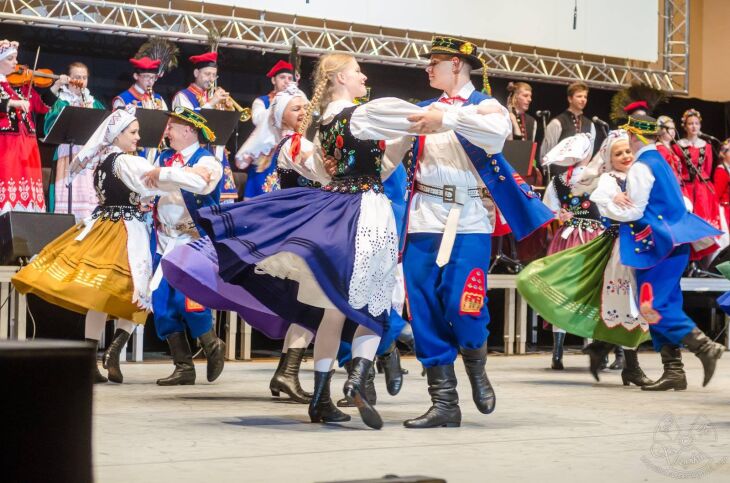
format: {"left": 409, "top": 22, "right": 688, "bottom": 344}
{"left": 102, "top": 328, "right": 131, "bottom": 384}
{"left": 269, "top": 348, "right": 312, "bottom": 403}
{"left": 609, "top": 346, "right": 625, "bottom": 370}
{"left": 404, "top": 364, "right": 461, "bottom": 428}
{"left": 198, "top": 328, "right": 225, "bottom": 382}
{"left": 585, "top": 341, "right": 614, "bottom": 381}
{"left": 681, "top": 327, "right": 724, "bottom": 387}
{"left": 157, "top": 332, "right": 196, "bottom": 386}
{"left": 343, "top": 357, "right": 383, "bottom": 429}
{"left": 551, "top": 332, "right": 565, "bottom": 370}
{"left": 338, "top": 361, "right": 377, "bottom": 407}
{"left": 461, "top": 342, "right": 496, "bottom": 414}
{"left": 378, "top": 343, "right": 404, "bottom": 396}
{"left": 309, "top": 370, "right": 351, "bottom": 423}
{"left": 621, "top": 349, "right": 653, "bottom": 386}
{"left": 336, "top": 361, "right": 354, "bottom": 407}
{"left": 642, "top": 345, "right": 687, "bottom": 391}
{"left": 86, "top": 339, "right": 107, "bottom": 384}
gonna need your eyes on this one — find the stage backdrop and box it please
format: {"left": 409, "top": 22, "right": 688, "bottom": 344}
{"left": 218, "top": 0, "right": 659, "bottom": 62}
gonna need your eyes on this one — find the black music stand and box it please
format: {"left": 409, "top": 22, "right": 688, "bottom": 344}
{"left": 135, "top": 108, "right": 170, "bottom": 151}
{"left": 198, "top": 109, "right": 240, "bottom": 148}
{"left": 489, "top": 141, "right": 538, "bottom": 275}
{"left": 42, "top": 107, "right": 110, "bottom": 214}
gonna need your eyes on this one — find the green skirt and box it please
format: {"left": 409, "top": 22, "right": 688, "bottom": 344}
{"left": 517, "top": 233, "right": 651, "bottom": 347}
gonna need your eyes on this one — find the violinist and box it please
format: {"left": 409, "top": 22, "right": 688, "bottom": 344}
{"left": 172, "top": 51, "right": 237, "bottom": 202}
{"left": 0, "top": 39, "right": 64, "bottom": 214}
{"left": 44, "top": 62, "right": 105, "bottom": 219}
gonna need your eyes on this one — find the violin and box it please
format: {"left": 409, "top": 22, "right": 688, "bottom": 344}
{"left": 7, "top": 65, "right": 84, "bottom": 89}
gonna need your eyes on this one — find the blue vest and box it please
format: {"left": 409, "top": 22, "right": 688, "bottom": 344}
{"left": 258, "top": 95, "right": 271, "bottom": 109}
{"left": 618, "top": 146, "right": 721, "bottom": 269}
{"left": 156, "top": 147, "right": 222, "bottom": 236}
{"left": 412, "top": 90, "right": 553, "bottom": 240}
{"left": 179, "top": 88, "right": 202, "bottom": 111}
{"left": 114, "top": 88, "right": 165, "bottom": 109}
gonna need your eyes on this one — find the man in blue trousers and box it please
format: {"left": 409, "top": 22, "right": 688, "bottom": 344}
{"left": 400, "top": 37, "right": 553, "bottom": 428}
{"left": 587, "top": 115, "right": 724, "bottom": 391}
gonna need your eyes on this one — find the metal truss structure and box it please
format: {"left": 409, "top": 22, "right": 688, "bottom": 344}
{"left": 1, "top": 0, "right": 690, "bottom": 94}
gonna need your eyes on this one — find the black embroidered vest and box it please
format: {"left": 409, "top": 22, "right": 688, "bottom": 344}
{"left": 319, "top": 106, "right": 384, "bottom": 194}
{"left": 91, "top": 152, "right": 145, "bottom": 222}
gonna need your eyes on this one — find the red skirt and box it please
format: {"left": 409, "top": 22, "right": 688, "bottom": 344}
{"left": 0, "top": 125, "right": 46, "bottom": 213}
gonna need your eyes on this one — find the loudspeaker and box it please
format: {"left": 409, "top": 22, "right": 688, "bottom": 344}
{"left": 0, "top": 211, "right": 75, "bottom": 265}
{"left": 0, "top": 340, "right": 94, "bottom": 483}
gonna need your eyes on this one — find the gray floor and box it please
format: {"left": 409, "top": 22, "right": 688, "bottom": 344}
{"left": 94, "top": 352, "right": 730, "bottom": 483}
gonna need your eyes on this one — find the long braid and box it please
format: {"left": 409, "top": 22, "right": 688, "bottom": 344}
{"left": 297, "top": 66, "right": 327, "bottom": 136}
{"left": 297, "top": 53, "right": 355, "bottom": 137}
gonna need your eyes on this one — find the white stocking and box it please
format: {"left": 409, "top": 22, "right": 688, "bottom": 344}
{"left": 351, "top": 325, "right": 380, "bottom": 361}
{"left": 312, "top": 309, "right": 345, "bottom": 373}
{"left": 552, "top": 326, "right": 566, "bottom": 334}
{"left": 84, "top": 310, "right": 108, "bottom": 341}
{"left": 116, "top": 319, "right": 136, "bottom": 334}
{"left": 283, "top": 323, "right": 315, "bottom": 353}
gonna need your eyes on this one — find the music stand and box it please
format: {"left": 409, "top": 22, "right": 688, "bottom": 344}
{"left": 135, "top": 108, "right": 170, "bottom": 150}
{"left": 489, "top": 141, "right": 538, "bottom": 275}
{"left": 42, "top": 107, "right": 110, "bottom": 214}
{"left": 198, "top": 109, "right": 240, "bottom": 148}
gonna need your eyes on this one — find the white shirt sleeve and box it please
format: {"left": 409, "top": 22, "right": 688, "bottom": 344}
{"left": 589, "top": 123, "right": 597, "bottom": 153}
{"left": 158, "top": 156, "right": 223, "bottom": 195}
{"left": 251, "top": 97, "right": 268, "bottom": 126}
{"left": 542, "top": 179, "right": 561, "bottom": 217}
{"left": 597, "top": 163, "right": 654, "bottom": 222}
{"left": 171, "top": 92, "right": 193, "bottom": 110}
{"left": 541, "top": 119, "right": 561, "bottom": 160}
{"left": 111, "top": 97, "right": 126, "bottom": 110}
{"left": 589, "top": 174, "right": 622, "bottom": 216}
{"left": 440, "top": 98, "right": 512, "bottom": 154}
{"left": 158, "top": 97, "right": 169, "bottom": 111}
{"left": 349, "top": 97, "right": 427, "bottom": 140}
{"left": 278, "top": 137, "right": 331, "bottom": 185}
{"left": 381, "top": 136, "right": 413, "bottom": 180}
{"left": 113, "top": 154, "right": 167, "bottom": 198}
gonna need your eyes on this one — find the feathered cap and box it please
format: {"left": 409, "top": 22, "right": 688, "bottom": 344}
{"left": 610, "top": 81, "right": 667, "bottom": 124}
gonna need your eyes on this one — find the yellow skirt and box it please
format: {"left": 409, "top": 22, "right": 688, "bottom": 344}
{"left": 12, "top": 218, "right": 148, "bottom": 324}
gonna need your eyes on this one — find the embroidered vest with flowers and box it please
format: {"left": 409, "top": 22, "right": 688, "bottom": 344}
{"left": 552, "top": 167, "right": 603, "bottom": 231}
{"left": 319, "top": 105, "right": 385, "bottom": 194}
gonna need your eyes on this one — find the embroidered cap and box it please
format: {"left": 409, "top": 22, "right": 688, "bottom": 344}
{"left": 421, "top": 36, "right": 491, "bottom": 95}
{"left": 167, "top": 106, "right": 216, "bottom": 143}
{"left": 620, "top": 115, "right": 658, "bottom": 144}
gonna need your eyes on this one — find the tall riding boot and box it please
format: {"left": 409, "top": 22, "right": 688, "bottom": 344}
{"left": 461, "top": 343, "right": 496, "bottom": 414}
{"left": 609, "top": 346, "right": 625, "bottom": 370}
{"left": 377, "top": 343, "right": 404, "bottom": 396}
{"left": 309, "top": 370, "right": 351, "bottom": 423}
{"left": 86, "top": 339, "right": 108, "bottom": 384}
{"left": 681, "top": 327, "right": 724, "bottom": 387}
{"left": 585, "top": 341, "right": 614, "bottom": 381}
{"left": 102, "top": 329, "right": 131, "bottom": 383}
{"left": 198, "top": 328, "right": 225, "bottom": 382}
{"left": 396, "top": 326, "right": 415, "bottom": 374}
{"left": 642, "top": 345, "right": 687, "bottom": 391}
{"left": 404, "top": 364, "right": 461, "bottom": 428}
{"left": 343, "top": 357, "right": 383, "bottom": 429}
{"left": 157, "top": 332, "right": 196, "bottom": 386}
{"left": 621, "top": 349, "right": 653, "bottom": 387}
{"left": 269, "top": 348, "right": 312, "bottom": 403}
{"left": 551, "top": 332, "right": 565, "bottom": 370}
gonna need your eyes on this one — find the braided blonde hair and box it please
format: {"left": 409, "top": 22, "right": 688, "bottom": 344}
{"left": 297, "top": 53, "right": 356, "bottom": 136}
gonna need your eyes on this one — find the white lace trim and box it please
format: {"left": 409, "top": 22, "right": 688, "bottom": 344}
{"left": 123, "top": 218, "right": 153, "bottom": 310}
{"left": 348, "top": 190, "right": 398, "bottom": 317}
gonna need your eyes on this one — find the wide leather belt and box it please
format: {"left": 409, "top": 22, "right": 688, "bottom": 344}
{"left": 415, "top": 181, "right": 488, "bottom": 204}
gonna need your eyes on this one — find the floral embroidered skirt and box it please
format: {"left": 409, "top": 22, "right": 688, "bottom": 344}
{"left": 12, "top": 218, "right": 148, "bottom": 324}
{"left": 518, "top": 231, "right": 651, "bottom": 348}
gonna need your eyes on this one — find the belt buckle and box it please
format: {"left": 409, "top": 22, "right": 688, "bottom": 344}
{"left": 442, "top": 185, "right": 456, "bottom": 203}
